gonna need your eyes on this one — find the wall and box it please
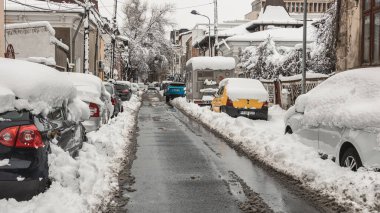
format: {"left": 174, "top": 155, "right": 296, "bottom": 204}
{"left": 0, "top": 0, "right": 4, "bottom": 57}
{"left": 6, "top": 27, "right": 55, "bottom": 59}
{"left": 336, "top": 0, "right": 361, "bottom": 71}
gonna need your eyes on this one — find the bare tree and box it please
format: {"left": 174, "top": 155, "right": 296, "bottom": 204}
{"left": 122, "top": 0, "right": 175, "bottom": 82}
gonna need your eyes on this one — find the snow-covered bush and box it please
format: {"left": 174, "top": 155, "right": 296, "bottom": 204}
{"left": 240, "top": 4, "right": 337, "bottom": 80}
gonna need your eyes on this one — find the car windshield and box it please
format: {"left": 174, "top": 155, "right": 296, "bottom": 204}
{"left": 169, "top": 83, "right": 185, "bottom": 87}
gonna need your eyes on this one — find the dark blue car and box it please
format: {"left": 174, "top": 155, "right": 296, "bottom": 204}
{"left": 164, "top": 82, "right": 186, "bottom": 102}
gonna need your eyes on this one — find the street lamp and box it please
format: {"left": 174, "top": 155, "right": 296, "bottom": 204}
{"left": 191, "top": 10, "right": 212, "bottom": 57}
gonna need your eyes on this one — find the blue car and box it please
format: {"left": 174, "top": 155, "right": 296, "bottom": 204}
{"left": 164, "top": 82, "right": 186, "bottom": 102}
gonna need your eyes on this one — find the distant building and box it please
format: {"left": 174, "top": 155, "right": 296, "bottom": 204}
{"left": 170, "top": 29, "right": 189, "bottom": 45}
{"left": 48, "top": 0, "right": 98, "bottom": 9}
{"left": 336, "top": 0, "right": 379, "bottom": 71}
{"left": 245, "top": 0, "right": 334, "bottom": 20}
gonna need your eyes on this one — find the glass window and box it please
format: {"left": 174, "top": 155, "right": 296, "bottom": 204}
{"left": 374, "top": 13, "right": 380, "bottom": 64}
{"left": 376, "top": 0, "right": 380, "bottom": 7}
{"left": 314, "top": 3, "right": 317, "bottom": 12}
{"left": 365, "top": 0, "right": 371, "bottom": 10}
{"left": 363, "top": 16, "right": 371, "bottom": 63}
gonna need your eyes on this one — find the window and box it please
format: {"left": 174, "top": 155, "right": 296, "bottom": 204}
{"left": 362, "top": 1, "right": 380, "bottom": 65}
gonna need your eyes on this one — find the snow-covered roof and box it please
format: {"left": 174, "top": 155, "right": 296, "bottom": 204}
{"left": 246, "top": 6, "right": 303, "bottom": 30}
{"left": 219, "top": 78, "right": 269, "bottom": 102}
{"left": 5, "top": 21, "right": 55, "bottom": 35}
{"left": 218, "top": 22, "right": 251, "bottom": 37}
{"left": 279, "top": 72, "right": 329, "bottom": 82}
{"left": 21, "top": 57, "right": 56, "bottom": 66}
{"left": 0, "top": 58, "right": 76, "bottom": 114}
{"left": 226, "top": 26, "right": 315, "bottom": 43}
{"left": 290, "top": 67, "right": 380, "bottom": 130}
{"left": 186, "top": 57, "right": 236, "bottom": 71}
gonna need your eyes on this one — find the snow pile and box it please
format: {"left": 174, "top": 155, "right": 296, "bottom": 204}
{"left": 0, "top": 95, "right": 141, "bottom": 213}
{"left": 186, "top": 57, "right": 236, "bottom": 71}
{"left": 66, "top": 73, "right": 106, "bottom": 106}
{"left": 291, "top": 68, "right": 380, "bottom": 129}
{"left": 172, "top": 98, "right": 380, "bottom": 211}
{"left": 220, "top": 78, "right": 269, "bottom": 102}
{"left": 22, "top": 57, "right": 56, "bottom": 66}
{"left": 204, "top": 79, "right": 217, "bottom": 86}
{"left": 0, "top": 58, "right": 76, "bottom": 115}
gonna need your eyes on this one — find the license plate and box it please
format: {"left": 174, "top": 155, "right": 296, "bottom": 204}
{"left": 241, "top": 111, "right": 255, "bottom": 116}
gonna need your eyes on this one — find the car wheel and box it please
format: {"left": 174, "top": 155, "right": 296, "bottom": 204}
{"left": 285, "top": 126, "right": 293, "bottom": 134}
{"left": 340, "top": 147, "right": 362, "bottom": 171}
{"left": 166, "top": 96, "right": 170, "bottom": 103}
{"left": 220, "top": 106, "right": 226, "bottom": 114}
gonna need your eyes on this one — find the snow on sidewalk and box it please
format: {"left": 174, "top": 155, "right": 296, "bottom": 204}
{"left": 0, "top": 95, "right": 141, "bottom": 213}
{"left": 172, "top": 97, "right": 380, "bottom": 212}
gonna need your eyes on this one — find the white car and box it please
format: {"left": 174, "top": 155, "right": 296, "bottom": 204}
{"left": 67, "top": 73, "right": 111, "bottom": 132}
{"left": 285, "top": 68, "right": 380, "bottom": 171}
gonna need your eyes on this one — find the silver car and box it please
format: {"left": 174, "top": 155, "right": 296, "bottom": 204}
{"left": 285, "top": 69, "right": 380, "bottom": 171}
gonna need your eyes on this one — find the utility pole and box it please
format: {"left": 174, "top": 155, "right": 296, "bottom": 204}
{"left": 110, "top": 0, "right": 117, "bottom": 79}
{"left": 83, "top": 0, "right": 91, "bottom": 74}
{"left": 214, "top": 0, "right": 219, "bottom": 56}
{"left": 301, "top": 0, "right": 307, "bottom": 94}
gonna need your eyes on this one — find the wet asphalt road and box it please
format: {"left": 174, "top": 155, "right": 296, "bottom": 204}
{"left": 124, "top": 92, "right": 321, "bottom": 213}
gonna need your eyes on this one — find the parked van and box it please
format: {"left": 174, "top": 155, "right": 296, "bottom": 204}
{"left": 211, "top": 78, "right": 269, "bottom": 120}
{"left": 185, "top": 57, "right": 235, "bottom": 105}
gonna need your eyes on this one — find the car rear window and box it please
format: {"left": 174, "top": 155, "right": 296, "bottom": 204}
{"left": 114, "top": 84, "right": 129, "bottom": 90}
{"left": 170, "top": 83, "right": 185, "bottom": 87}
{"left": 0, "top": 111, "right": 30, "bottom": 121}
{"left": 104, "top": 85, "right": 114, "bottom": 94}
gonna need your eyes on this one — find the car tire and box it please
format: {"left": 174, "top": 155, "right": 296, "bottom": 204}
{"left": 166, "top": 96, "right": 170, "bottom": 103}
{"left": 340, "top": 147, "right": 363, "bottom": 171}
{"left": 221, "top": 106, "right": 227, "bottom": 114}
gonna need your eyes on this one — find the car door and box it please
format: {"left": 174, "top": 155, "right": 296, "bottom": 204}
{"left": 295, "top": 126, "right": 319, "bottom": 150}
{"left": 318, "top": 125, "right": 345, "bottom": 158}
{"left": 212, "top": 86, "right": 225, "bottom": 112}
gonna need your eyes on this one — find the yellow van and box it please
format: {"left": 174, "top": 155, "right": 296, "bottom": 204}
{"left": 211, "top": 78, "right": 269, "bottom": 120}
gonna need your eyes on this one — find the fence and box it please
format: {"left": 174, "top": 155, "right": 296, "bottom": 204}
{"left": 261, "top": 74, "right": 330, "bottom": 109}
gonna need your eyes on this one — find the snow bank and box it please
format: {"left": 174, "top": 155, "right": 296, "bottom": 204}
{"left": 293, "top": 67, "right": 380, "bottom": 130}
{"left": 220, "top": 78, "right": 269, "bottom": 102}
{"left": 0, "top": 58, "right": 76, "bottom": 115}
{"left": 0, "top": 95, "right": 141, "bottom": 213}
{"left": 172, "top": 98, "right": 380, "bottom": 212}
{"left": 186, "top": 57, "right": 236, "bottom": 71}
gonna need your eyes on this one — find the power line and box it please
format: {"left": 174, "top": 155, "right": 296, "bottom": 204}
{"left": 175, "top": 2, "right": 213, "bottom": 10}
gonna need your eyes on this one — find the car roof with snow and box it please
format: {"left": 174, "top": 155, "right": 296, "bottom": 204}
{"left": 219, "top": 78, "right": 269, "bottom": 102}
{"left": 0, "top": 58, "right": 76, "bottom": 114}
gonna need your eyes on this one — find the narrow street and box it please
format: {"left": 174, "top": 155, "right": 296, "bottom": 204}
{"left": 121, "top": 93, "right": 321, "bottom": 213}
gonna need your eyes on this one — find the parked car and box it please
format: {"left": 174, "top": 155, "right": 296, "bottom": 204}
{"left": 285, "top": 68, "right": 380, "bottom": 171}
{"left": 67, "top": 73, "right": 111, "bottom": 132}
{"left": 103, "top": 82, "right": 123, "bottom": 117}
{"left": 211, "top": 78, "right": 269, "bottom": 120}
{"left": 114, "top": 82, "right": 132, "bottom": 101}
{"left": 0, "top": 58, "right": 88, "bottom": 200}
{"left": 138, "top": 83, "right": 147, "bottom": 91}
{"left": 164, "top": 82, "right": 186, "bottom": 102}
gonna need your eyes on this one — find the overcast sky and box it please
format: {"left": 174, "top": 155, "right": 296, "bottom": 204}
{"left": 99, "top": 0, "right": 253, "bottom": 30}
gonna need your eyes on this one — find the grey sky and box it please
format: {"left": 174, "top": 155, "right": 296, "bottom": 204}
{"left": 99, "top": 0, "right": 253, "bottom": 30}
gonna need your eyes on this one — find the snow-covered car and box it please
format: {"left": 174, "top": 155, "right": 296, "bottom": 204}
{"left": 67, "top": 73, "right": 111, "bottom": 132}
{"left": 211, "top": 78, "right": 269, "bottom": 120}
{"left": 196, "top": 88, "right": 218, "bottom": 106}
{"left": 285, "top": 68, "right": 380, "bottom": 171}
{"left": 0, "top": 58, "right": 89, "bottom": 200}
{"left": 103, "top": 82, "right": 123, "bottom": 118}
{"left": 114, "top": 82, "right": 132, "bottom": 101}
{"left": 138, "top": 83, "right": 146, "bottom": 91}
{"left": 131, "top": 83, "right": 140, "bottom": 94}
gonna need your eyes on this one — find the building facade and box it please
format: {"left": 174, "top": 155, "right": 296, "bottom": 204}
{"left": 336, "top": 0, "right": 379, "bottom": 71}
{"left": 245, "top": 0, "right": 334, "bottom": 20}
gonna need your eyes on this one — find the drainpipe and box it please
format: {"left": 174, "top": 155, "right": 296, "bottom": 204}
{"left": 94, "top": 28, "right": 99, "bottom": 76}
{"left": 335, "top": 0, "right": 343, "bottom": 70}
{"left": 71, "top": 15, "right": 84, "bottom": 71}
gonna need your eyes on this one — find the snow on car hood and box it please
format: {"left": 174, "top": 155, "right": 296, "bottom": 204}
{"left": 0, "top": 58, "right": 76, "bottom": 114}
{"left": 293, "top": 67, "right": 380, "bottom": 129}
{"left": 220, "top": 78, "right": 269, "bottom": 102}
